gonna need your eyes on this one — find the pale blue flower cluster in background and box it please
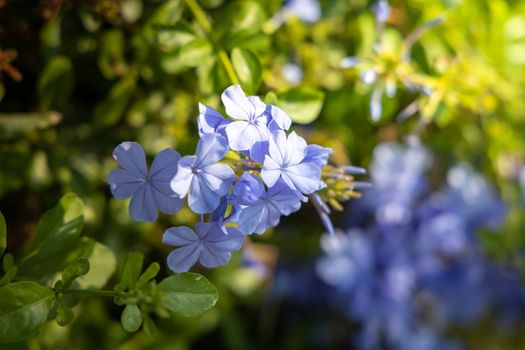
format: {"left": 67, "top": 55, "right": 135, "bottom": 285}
{"left": 313, "top": 142, "right": 523, "bottom": 350}
{"left": 108, "top": 85, "right": 336, "bottom": 273}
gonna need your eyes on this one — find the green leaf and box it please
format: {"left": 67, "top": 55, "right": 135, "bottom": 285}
{"left": 276, "top": 87, "right": 325, "bottom": 124}
{"left": 73, "top": 240, "right": 116, "bottom": 290}
{"left": 55, "top": 300, "right": 74, "bottom": 327}
{"left": 161, "top": 38, "right": 213, "bottom": 74}
{"left": 121, "top": 304, "right": 142, "bottom": 332}
{"left": 158, "top": 273, "right": 218, "bottom": 317}
{"left": 61, "top": 258, "right": 90, "bottom": 289}
{"left": 37, "top": 55, "right": 74, "bottom": 110}
{"left": 0, "top": 281, "right": 54, "bottom": 343}
{"left": 93, "top": 77, "right": 136, "bottom": 128}
{"left": 0, "top": 211, "right": 5, "bottom": 257}
{"left": 231, "top": 47, "right": 262, "bottom": 95}
{"left": 120, "top": 252, "right": 144, "bottom": 290}
{"left": 2, "top": 253, "right": 13, "bottom": 272}
{"left": 136, "top": 262, "right": 160, "bottom": 289}
{"left": 144, "top": 0, "right": 184, "bottom": 42}
{"left": 0, "top": 265, "right": 17, "bottom": 287}
{"left": 19, "top": 193, "right": 84, "bottom": 278}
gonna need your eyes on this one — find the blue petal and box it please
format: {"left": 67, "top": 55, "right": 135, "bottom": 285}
{"left": 112, "top": 141, "right": 147, "bottom": 177}
{"left": 149, "top": 148, "right": 180, "bottom": 181}
{"left": 151, "top": 184, "right": 183, "bottom": 215}
{"left": 284, "top": 131, "right": 308, "bottom": 165}
{"left": 188, "top": 174, "right": 221, "bottom": 214}
{"left": 166, "top": 242, "right": 201, "bottom": 273}
{"left": 129, "top": 184, "right": 158, "bottom": 222}
{"left": 162, "top": 226, "right": 198, "bottom": 246}
{"left": 233, "top": 172, "right": 265, "bottom": 205}
{"left": 199, "top": 224, "right": 244, "bottom": 268}
{"left": 249, "top": 140, "right": 269, "bottom": 163}
{"left": 261, "top": 155, "right": 282, "bottom": 188}
{"left": 107, "top": 169, "right": 143, "bottom": 200}
{"left": 195, "top": 133, "right": 230, "bottom": 168}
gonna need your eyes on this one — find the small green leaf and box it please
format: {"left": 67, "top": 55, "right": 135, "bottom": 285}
{"left": 0, "top": 281, "right": 54, "bottom": 343}
{"left": 120, "top": 252, "right": 144, "bottom": 290}
{"left": 277, "top": 87, "right": 325, "bottom": 124}
{"left": 55, "top": 300, "right": 74, "bottom": 327}
{"left": 121, "top": 304, "right": 142, "bottom": 332}
{"left": 61, "top": 258, "right": 90, "bottom": 289}
{"left": 18, "top": 194, "right": 84, "bottom": 278}
{"left": 231, "top": 47, "right": 262, "bottom": 95}
{"left": 2, "top": 253, "right": 13, "bottom": 272}
{"left": 73, "top": 240, "right": 116, "bottom": 290}
{"left": 98, "top": 30, "right": 127, "bottom": 79}
{"left": 0, "top": 211, "right": 5, "bottom": 257}
{"left": 158, "top": 273, "right": 218, "bottom": 317}
{"left": 121, "top": 0, "right": 143, "bottom": 22}
{"left": 136, "top": 262, "right": 160, "bottom": 289}
{"left": 37, "top": 56, "right": 74, "bottom": 110}
{"left": 0, "top": 265, "right": 17, "bottom": 287}
{"left": 142, "top": 313, "right": 157, "bottom": 337}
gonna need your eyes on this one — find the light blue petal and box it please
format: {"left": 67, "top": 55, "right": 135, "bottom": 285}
{"left": 188, "top": 175, "right": 221, "bottom": 213}
{"left": 221, "top": 85, "right": 253, "bottom": 120}
{"left": 304, "top": 144, "right": 332, "bottom": 168}
{"left": 129, "top": 184, "right": 158, "bottom": 222}
{"left": 195, "top": 133, "right": 229, "bottom": 167}
{"left": 162, "top": 226, "right": 198, "bottom": 246}
{"left": 201, "top": 164, "right": 235, "bottom": 196}
{"left": 149, "top": 148, "right": 180, "bottom": 180}
{"left": 198, "top": 103, "right": 230, "bottom": 136}
{"left": 170, "top": 156, "right": 195, "bottom": 198}
{"left": 261, "top": 155, "right": 282, "bottom": 188}
{"left": 267, "top": 105, "right": 291, "bottom": 131}
{"left": 247, "top": 96, "right": 267, "bottom": 119}
{"left": 284, "top": 131, "right": 308, "bottom": 166}
{"left": 283, "top": 162, "right": 322, "bottom": 194}
{"left": 267, "top": 130, "right": 287, "bottom": 165}
{"left": 166, "top": 243, "right": 201, "bottom": 273}
{"left": 238, "top": 203, "right": 268, "bottom": 234}
{"left": 225, "top": 120, "right": 268, "bottom": 152}
{"left": 107, "top": 169, "right": 143, "bottom": 200}
{"left": 112, "top": 141, "right": 148, "bottom": 177}
{"left": 233, "top": 172, "right": 265, "bottom": 205}
{"left": 267, "top": 180, "right": 302, "bottom": 215}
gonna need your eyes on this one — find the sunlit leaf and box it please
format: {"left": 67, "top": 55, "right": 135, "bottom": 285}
{"left": 231, "top": 47, "right": 262, "bottom": 94}
{"left": 276, "top": 87, "right": 324, "bottom": 124}
{"left": 158, "top": 273, "right": 218, "bottom": 317}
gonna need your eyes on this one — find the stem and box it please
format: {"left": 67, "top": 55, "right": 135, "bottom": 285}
{"left": 184, "top": 0, "right": 241, "bottom": 85}
{"left": 61, "top": 288, "right": 121, "bottom": 298}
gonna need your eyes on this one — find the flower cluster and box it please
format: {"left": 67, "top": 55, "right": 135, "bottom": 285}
{"left": 108, "top": 85, "right": 361, "bottom": 273}
{"left": 315, "top": 142, "right": 523, "bottom": 350}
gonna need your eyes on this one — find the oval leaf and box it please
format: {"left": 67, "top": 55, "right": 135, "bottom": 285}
{"left": 277, "top": 87, "right": 324, "bottom": 124}
{"left": 121, "top": 304, "right": 142, "bottom": 332}
{"left": 231, "top": 47, "right": 262, "bottom": 95}
{"left": 0, "top": 281, "right": 54, "bottom": 343}
{"left": 158, "top": 273, "right": 218, "bottom": 317}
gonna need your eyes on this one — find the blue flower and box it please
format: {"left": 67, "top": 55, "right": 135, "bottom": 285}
{"left": 170, "top": 133, "right": 235, "bottom": 214}
{"left": 283, "top": 0, "right": 321, "bottom": 23}
{"left": 261, "top": 130, "right": 323, "bottom": 195}
{"left": 162, "top": 222, "right": 244, "bottom": 273}
{"left": 233, "top": 173, "right": 302, "bottom": 234}
{"left": 304, "top": 144, "right": 332, "bottom": 168}
{"left": 221, "top": 85, "right": 269, "bottom": 160}
{"left": 108, "top": 141, "right": 183, "bottom": 222}
{"left": 266, "top": 104, "right": 292, "bottom": 133}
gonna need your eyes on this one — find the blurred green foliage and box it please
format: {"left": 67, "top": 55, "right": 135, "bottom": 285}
{"left": 2, "top": 0, "right": 525, "bottom": 349}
